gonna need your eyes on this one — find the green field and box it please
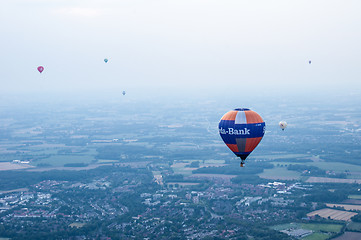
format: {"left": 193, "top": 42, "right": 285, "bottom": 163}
{"left": 270, "top": 223, "right": 301, "bottom": 231}
{"left": 302, "top": 232, "right": 329, "bottom": 240}
{"left": 254, "top": 153, "right": 309, "bottom": 159}
{"left": 272, "top": 161, "right": 361, "bottom": 174}
{"left": 35, "top": 155, "right": 95, "bottom": 167}
{"left": 259, "top": 167, "right": 301, "bottom": 180}
{"left": 301, "top": 223, "right": 343, "bottom": 233}
{"left": 349, "top": 195, "right": 361, "bottom": 200}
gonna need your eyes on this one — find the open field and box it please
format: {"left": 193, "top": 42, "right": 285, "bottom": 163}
{"left": 327, "top": 203, "right": 361, "bottom": 211}
{"left": 26, "top": 163, "right": 112, "bottom": 172}
{"left": 349, "top": 195, "right": 361, "bottom": 200}
{"left": 35, "top": 155, "right": 95, "bottom": 167}
{"left": 301, "top": 223, "right": 343, "bottom": 233}
{"left": 0, "top": 188, "right": 29, "bottom": 194}
{"left": 306, "top": 177, "right": 361, "bottom": 184}
{"left": 333, "top": 232, "right": 361, "bottom": 240}
{"left": 258, "top": 167, "right": 301, "bottom": 180}
{"left": 307, "top": 208, "right": 357, "bottom": 221}
{"left": 0, "top": 162, "right": 34, "bottom": 171}
{"left": 272, "top": 161, "right": 361, "bottom": 175}
{"left": 254, "top": 153, "right": 309, "bottom": 159}
{"left": 302, "top": 232, "right": 329, "bottom": 240}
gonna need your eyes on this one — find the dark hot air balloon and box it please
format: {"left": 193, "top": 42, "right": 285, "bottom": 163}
{"left": 104, "top": 58, "right": 108, "bottom": 63}
{"left": 219, "top": 108, "right": 265, "bottom": 167}
{"left": 37, "top": 66, "right": 44, "bottom": 73}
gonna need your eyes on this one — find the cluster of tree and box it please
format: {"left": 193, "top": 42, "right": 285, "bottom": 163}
{"left": 351, "top": 213, "right": 361, "bottom": 223}
{"left": 0, "top": 165, "right": 148, "bottom": 191}
{"left": 287, "top": 164, "right": 326, "bottom": 176}
{"left": 305, "top": 184, "right": 354, "bottom": 203}
{"left": 185, "top": 161, "right": 200, "bottom": 168}
{"left": 193, "top": 162, "right": 273, "bottom": 175}
{"left": 63, "top": 163, "right": 89, "bottom": 167}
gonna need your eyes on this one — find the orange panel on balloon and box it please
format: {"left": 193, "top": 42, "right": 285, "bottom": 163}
{"left": 245, "top": 137, "right": 263, "bottom": 152}
{"left": 221, "top": 111, "right": 237, "bottom": 121}
{"left": 226, "top": 143, "right": 239, "bottom": 153}
{"left": 245, "top": 111, "right": 264, "bottom": 124}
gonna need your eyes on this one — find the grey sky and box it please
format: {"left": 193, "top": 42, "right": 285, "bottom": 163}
{"left": 1, "top": 0, "right": 361, "bottom": 98}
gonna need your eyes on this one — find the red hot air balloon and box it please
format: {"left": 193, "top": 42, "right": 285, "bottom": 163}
{"left": 37, "top": 66, "right": 44, "bottom": 73}
{"left": 219, "top": 108, "right": 265, "bottom": 167}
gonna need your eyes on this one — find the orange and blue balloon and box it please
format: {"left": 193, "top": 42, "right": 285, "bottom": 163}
{"left": 37, "top": 66, "right": 44, "bottom": 73}
{"left": 219, "top": 108, "right": 265, "bottom": 165}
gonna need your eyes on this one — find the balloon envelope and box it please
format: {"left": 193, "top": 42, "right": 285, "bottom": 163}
{"left": 122, "top": 91, "right": 126, "bottom": 95}
{"left": 104, "top": 58, "right": 108, "bottom": 63}
{"left": 219, "top": 108, "right": 265, "bottom": 161}
{"left": 279, "top": 121, "right": 287, "bottom": 131}
{"left": 37, "top": 66, "right": 44, "bottom": 73}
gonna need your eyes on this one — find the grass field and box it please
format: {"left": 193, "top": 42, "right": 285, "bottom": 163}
{"left": 270, "top": 223, "right": 301, "bottom": 231}
{"left": 35, "top": 155, "right": 95, "bottom": 167}
{"left": 301, "top": 223, "right": 343, "bottom": 233}
{"left": 258, "top": 167, "right": 301, "bottom": 180}
{"left": 254, "top": 153, "right": 309, "bottom": 159}
{"left": 272, "top": 161, "right": 361, "bottom": 174}
{"left": 302, "top": 232, "right": 330, "bottom": 240}
{"left": 307, "top": 177, "right": 361, "bottom": 184}
{"left": 349, "top": 195, "right": 361, "bottom": 200}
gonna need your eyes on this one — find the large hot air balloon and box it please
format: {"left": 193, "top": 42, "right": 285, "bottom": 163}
{"left": 309, "top": 60, "right": 311, "bottom": 64}
{"left": 104, "top": 58, "right": 108, "bottom": 63}
{"left": 219, "top": 108, "right": 265, "bottom": 167}
{"left": 122, "top": 91, "right": 126, "bottom": 96}
{"left": 37, "top": 66, "right": 44, "bottom": 73}
{"left": 279, "top": 121, "right": 287, "bottom": 131}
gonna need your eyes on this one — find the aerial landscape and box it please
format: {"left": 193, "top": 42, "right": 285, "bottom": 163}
{"left": 1, "top": 0, "right": 361, "bottom": 240}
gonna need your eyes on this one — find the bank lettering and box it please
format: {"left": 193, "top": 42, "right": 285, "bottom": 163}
{"left": 219, "top": 127, "right": 250, "bottom": 135}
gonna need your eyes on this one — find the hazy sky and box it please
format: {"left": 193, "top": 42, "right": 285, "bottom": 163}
{"left": 1, "top": 0, "right": 361, "bottom": 99}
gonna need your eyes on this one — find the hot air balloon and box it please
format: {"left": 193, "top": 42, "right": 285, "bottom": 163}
{"left": 309, "top": 60, "right": 311, "bottom": 64}
{"left": 219, "top": 108, "right": 265, "bottom": 167}
{"left": 104, "top": 58, "right": 108, "bottom": 63}
{"left": 37, "top": 66, "right": 44, "bottom": 73}
{"left": 279, "top": 121, "right": 287, "bottom": 131}
{"left": 122, "top": 91, "right": 126, "bottom": 96}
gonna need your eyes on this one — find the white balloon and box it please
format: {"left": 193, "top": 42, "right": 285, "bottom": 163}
{"left": 279, "top": 121, "right": 287, "bottom": 131}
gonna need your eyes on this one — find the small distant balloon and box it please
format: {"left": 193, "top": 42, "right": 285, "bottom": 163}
{"left": 104, "top": 58, "right": 108, "bottom": 63}
{"left": 309, "top": 60, "right": 311, "bottom": 64}
{"left": 279, "top": 121, "right": 287, "bottom": 131}
{"left": 37, "top": 66, "right": 44, "bottom": 73}
{"left": 122, "top": 91, "right": 126, "bottom": 96}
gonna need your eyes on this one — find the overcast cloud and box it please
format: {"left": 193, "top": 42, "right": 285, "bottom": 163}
{"left": 1, "top": 0, "right": 361, "bottom": 99}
